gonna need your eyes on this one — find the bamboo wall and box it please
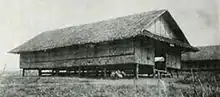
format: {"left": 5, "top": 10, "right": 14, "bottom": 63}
{"left": 146, "top": 16, "right": 182, "bottom": 70}
{"left": 20, "top": 36, "right": 182, "bottom": 71}
{"left": 135, "top": 37, "right": 155, "bottom": 65}
{"left": 20, "top": 39, "right": 135, "bottom": 68}
{"left": 166, "top": 48, "right": 181, "bottom": 69}
{"left": 145, "top": 15, "right": 182, "bottom": 70}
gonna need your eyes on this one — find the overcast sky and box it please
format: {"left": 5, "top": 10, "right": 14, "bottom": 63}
{"left": 0, "top": 0, "right": 220, "bottom": 70}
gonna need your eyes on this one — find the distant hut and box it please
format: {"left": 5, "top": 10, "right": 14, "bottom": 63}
{"left": 9, "top": 10, "right": 197, "bottom": 78}
{"left": 182, "top": 45, "right": 220, "bottom": 71}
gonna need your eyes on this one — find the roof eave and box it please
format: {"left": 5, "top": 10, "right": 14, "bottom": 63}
{"left": 141, "top": 30, "right": 198, "bottom": 52}
{"left": 7, "top": 50, "right": 19, "bottom": 54}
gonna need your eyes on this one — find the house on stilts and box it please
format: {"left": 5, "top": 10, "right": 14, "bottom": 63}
{"left": 182, "top": 45, "right": 220, "bottom": 71}
{"left": 9, "top": 10, "right": 197, "bottom": 78}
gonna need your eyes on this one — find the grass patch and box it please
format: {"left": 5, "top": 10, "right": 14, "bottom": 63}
{"left": 0, "top": 83, "right": 183, "bottom": 97}
{"left": 2, "top": 71, "right": 220, "bottom": 97}
{"left": 0, "top": 71, "right": 184, "bottom": 97}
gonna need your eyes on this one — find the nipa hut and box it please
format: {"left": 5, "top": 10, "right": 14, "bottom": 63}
{"left": 182, "top": 45, "right": 220, "bottom": 71}
{"left": 9, "top": 9, "right": 197, "bottom": 78}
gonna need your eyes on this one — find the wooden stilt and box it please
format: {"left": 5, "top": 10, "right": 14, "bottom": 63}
{"left": 74, "top": 68, "right": 76, "bottom": 74}
{"left": 52, "top": 69, "right": 55, "bottom": 76}
{"left": 107, "top": 69, "right": 110, "bottom": 77}
{"left": 170, "top": 70, "right": 173, "bottom": 78}
{"left": 153, "top": 66, "right": 156, "bottom": 78}
{"left": 52, "top": 69, "right": 54, "bottom": 76}
{"left": 82, "top": 67, "right": 84, "bottom": 77}
{"left": 55, "top": 69, "right": 59, "bottom": 76}
{"left": 22, "top": 69, "right": 25, "bottom": 77}
{"left": 103, "top": 67, "right": 107, "bottom": 78}
{"left": 135, "top": 64, "right": 139, "bottom": 79}
{"left": 95, "top": 67, "right": 98, "bottom": 77}
{"left": 78, "top": 66, "right": 81, "bottom": 77}
{"left": 158, "top": 71, "right": 161, "bottom": 79}
{"left": 38, "top": 69, "right": 42, "bottom": 77}
{"left": 67, "top": 69, "right": 70, "bottom": 76}
{"left": 176, "top": 69, "right": 179, "bottom": 78}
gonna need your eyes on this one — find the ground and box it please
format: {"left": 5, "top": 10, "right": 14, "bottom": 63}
{"left": 0, "top": 71, "right": 219, "bottom": 97}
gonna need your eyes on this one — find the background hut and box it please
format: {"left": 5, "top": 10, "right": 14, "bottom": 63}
{"left": 182, "top": 45, "right": 220, "bottom": 71}
{"left": 9, "top": 9, "right": 197, "bottom": 78}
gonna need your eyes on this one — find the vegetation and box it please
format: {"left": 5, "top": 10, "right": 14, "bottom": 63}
{"left": 0, "top": 71, "right": 181, "bottom": 97}
{"left": 0, "top": 71, "right": 220, "bottom": 97}
{"left": 176, "top": 71, "right": 220, "bottom": 97}
{"left": 0, "top": 83, "right": 170, "bottom": 97}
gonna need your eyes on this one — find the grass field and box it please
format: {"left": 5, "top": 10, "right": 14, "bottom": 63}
{"left": 0, "top": 71, "right": 219, "bottom": 97}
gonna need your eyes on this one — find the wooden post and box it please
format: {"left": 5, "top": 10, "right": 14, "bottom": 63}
{"left": 153, "top": 66, "right": 156, "bottom": 78}
{"left": 55, "top": 69, "right": 59, "bottom": 76}
{"left": 107, "top": 68, "right": 110, "bottom": 77}
{"left": 52, "top": 69, "right": 56, "bottom": 76}
{"left": 67, "top": 69, "right": 70, "bottom": 76}
{"left": 52, "top": 69, "right": 54, "bottom": 76}
{"left": 158, "top": 71, "right": 161, "bottom": 79}
{"left": 22, "top": 69, "right": 25, "bottom": 77}
{"left": 170, "top": 69, "right": 173, "bottom": 78}
{"left": 95, "top": 67, "right": 99, "bottom": 77}
{"left": 135, "top": 64, "right": 139, "bottom": 79}
{"left": 38, "top": 69, "right": 42, "bottom": 77}
{"left": 176, "top": 69, "right": 179, "bottom": 78}
{"left": 103, "top": 67, "right": 107, "bottom": 78}
{"left": 78, "top": 66, "right": 81, "bottom": 77}
{"left": 74, "top": 68, "right": 76, "bottom": 74}
{"left": 82, "top": 67, "right": 85, "bottom": 77}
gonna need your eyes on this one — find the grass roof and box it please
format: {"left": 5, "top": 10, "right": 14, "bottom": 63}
{"left": 182, "top": 45, "right": 220, "bottom": 61}
{"left": 9, "top": 9, "right": 195, "bottom": 53}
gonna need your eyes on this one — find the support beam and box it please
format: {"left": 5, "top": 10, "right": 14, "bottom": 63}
{"left": 135, "top": 64, "right": 139, "bottom": 79}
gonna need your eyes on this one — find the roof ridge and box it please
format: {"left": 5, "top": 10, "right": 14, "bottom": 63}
{"left": 44, "top": 9, "right": 168, "bottom": 34}
{"left": 141, "top": 9, "right": 167, "bottom": 32}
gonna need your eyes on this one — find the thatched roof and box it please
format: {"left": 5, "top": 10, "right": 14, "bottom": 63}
{"left": 9, "top": 9, "right": 196, "bottom": 53}
{"left": 182, "top": 45, "right": 220, "bottom": 61}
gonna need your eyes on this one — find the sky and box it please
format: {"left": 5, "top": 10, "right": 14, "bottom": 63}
{"left": 0, "top": 0, "right": 220, "bottom": 70}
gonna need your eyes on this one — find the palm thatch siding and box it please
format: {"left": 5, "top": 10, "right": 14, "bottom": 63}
{"left": 182, "top": 45, "right": 220, "bottom": 71}
{"left": 20, "top": 39, "right": 135, "bottom": 68}
{"left": 9, "top": 9, "right": 196, "bottom": 78}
